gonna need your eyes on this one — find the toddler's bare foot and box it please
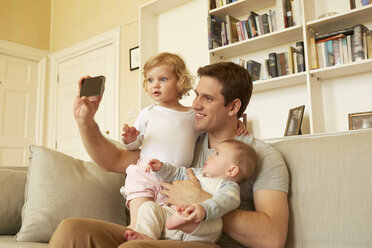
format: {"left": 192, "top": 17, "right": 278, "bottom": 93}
{"left": 125, "top": 230, "right": 153, "bottom": 241}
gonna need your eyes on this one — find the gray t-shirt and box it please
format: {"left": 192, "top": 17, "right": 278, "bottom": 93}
{"left": 191, "top": 133, "right": 289, "bottom": 248}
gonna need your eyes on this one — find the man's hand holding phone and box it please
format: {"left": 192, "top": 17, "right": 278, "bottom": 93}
{"left": 73, "top": 76, "right": 105, "bottom": 125}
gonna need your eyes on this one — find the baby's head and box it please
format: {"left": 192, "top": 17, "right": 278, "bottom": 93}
{"left": 202, "top": 139, "right": 257, "bottom": 183}
{"left": 142, "top": 52, "right": 194, "bottom": 99}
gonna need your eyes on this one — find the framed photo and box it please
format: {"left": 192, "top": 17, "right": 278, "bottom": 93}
{"left": 129, "top": 46, "right": 140, "bottom": 71}
{"left": 348, "top": 111, "right": 372, "bottom": 130}
{"left": 284, "top": 105, "right": 305, "bottom": 136}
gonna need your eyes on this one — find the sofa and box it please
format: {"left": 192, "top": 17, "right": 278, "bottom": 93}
{"left": 1, "top": 129, "right": 372, "bottom": 247}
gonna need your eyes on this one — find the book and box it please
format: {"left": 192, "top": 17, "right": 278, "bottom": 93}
{"left": 261, "top": 14, "right": 270, "bottom": 34}
{"left": 316, "top": 42, "right": 324, "bottom": 68}
{"left": 332, "top": 39, "right": 341, "bottom": 65}
{"left": 255, "top": 15, "right": 262, "bottom": 36}
{"left": 296, "top": 41, "right": 305, "bottom": 72}
{"left": 209, "top": 15, "right": 224, "bottom": 49}
{"left": 276, "top": 53, "right": 282, "bottom": 76}
{"left": 315, "top": 26, "right": 354, "bottom": 42}
{"left": 284, "top": 0, "right": 293, "bottom": 27}
{"left": 367, "top": 30, "right": 372, "bottom": 59}
{"left": 226, "top": 15, "right": 240, "bottom": 44}
{"left": 268, "top": 52, "right": 278, "bottom": 78}
{"left": 246, "top": 60, "right": 262, "bottom": 81}
{"left": 235, "top": 22, "right": 243, "bottom": 41}
{"left": 249, "top": 11, "right": 259, "bottom": 37}
{"left": 347, "top": 35, "right": 353, "bottom": 63}
{"left": 352, "top": 24, "right": 369, "bottom": 61}
{"left": 325, "top": 40, "right": 335, "bottom": 66}
{"left": 221, "top": 22, "right": 228, "bottom": 45}
{"left": 309, "top": 29, "right": 319, "bottom": 69}
{"left": 287, "top": 46, "right": 296, "bottom": 74}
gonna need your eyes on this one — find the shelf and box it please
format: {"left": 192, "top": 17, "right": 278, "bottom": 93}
{"left": 209, "top": 25, "right": 303, "bottom": 59}
{"left": 310, "top": 59, "right": 372, "bottom": 81}
{"left": 307, "top": 4, "right": 372, "bottom": 34}
{"left": 253, "top": 72, "right": 307, "bottom": 93}
{"left": 209, "top": 0, "right": 275, "bottom": 19}
{"left": 140, "top": 0, "right": 191, "bottom": 14}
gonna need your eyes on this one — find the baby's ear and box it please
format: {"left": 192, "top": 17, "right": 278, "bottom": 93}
{"left": 226, "top": 165, "right": 239, "bottom": 178}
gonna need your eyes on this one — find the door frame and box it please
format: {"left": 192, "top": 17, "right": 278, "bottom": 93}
{"left": 47, "top": 28, "right": 120, "bottom": 149}
{"left": 0, "top": 40, "right": 48, "bottom": 146}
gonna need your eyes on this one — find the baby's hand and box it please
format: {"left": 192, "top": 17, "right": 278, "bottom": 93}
{"left": 177, "top": 204, "right": 206, "bottom": 223}
{"left": 122, "top": 124, "right": 139, "bottom": 144}
{"left": 146, "top": 159, "right": 163, "bottom": 172}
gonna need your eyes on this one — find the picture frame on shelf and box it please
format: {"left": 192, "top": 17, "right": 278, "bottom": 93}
{"left": 348, "top": 111, "right": 372, "bottom": 130}
{"left": 284, "top": 105, "right": 305, "bottom": 136}
{"left": 129, "top": 46, "right": 140, "bottom": 71}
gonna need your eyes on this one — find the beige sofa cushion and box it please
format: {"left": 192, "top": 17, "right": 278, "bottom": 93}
{"left": 15, "top": 145, "right": 127, "bottom": 243}
{"left": 272, "top": 130, "right": 372, "bottom": 247}
{"left": 0, "top": 168, "right": 27, "bottom": 234}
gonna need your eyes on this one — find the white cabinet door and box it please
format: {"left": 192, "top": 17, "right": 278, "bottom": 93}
{"left": 0, "top": 54, "right": 38, "bottom": 167}
{"left": 56, "top": 44, "right": 115, "bottom": 161}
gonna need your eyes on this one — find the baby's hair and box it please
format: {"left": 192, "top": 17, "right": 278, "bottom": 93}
{"left": 221, "top": 139, "right": 257, "bottom": 182}
{"left": 142, "top": 52, "right": 194, "bottom": 99}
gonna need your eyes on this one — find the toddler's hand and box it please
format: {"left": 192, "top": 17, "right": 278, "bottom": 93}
{"left": 122, "top": 124, "right": 139, "bottom": 144}
{"left": 146, "top": 159, "right": 163, "bottom": 172}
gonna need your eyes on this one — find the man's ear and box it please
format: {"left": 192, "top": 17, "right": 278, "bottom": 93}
{"left": 228, "top": 99, "right": 241, "bottom": 117}
{"left": 226, "top": 165, "right": 239, "bottom": 178}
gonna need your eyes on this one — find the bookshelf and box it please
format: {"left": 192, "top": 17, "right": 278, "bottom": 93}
{"left": 139, "top": 0, "right": 372, "bottom": 139}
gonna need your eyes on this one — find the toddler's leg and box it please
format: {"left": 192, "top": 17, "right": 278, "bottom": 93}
{"left": 166, "top": 212, "right": 199, "bottom": 234}
{"left": 128, "top": 197, "right": 153, "bottom": 229}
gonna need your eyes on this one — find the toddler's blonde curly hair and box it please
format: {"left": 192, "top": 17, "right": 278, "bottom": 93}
{"left": 142, "top": 52, "right": 194, "bottom": 99}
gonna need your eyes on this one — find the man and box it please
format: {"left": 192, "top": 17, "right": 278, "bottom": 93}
{"left": 49, "top": 62, "right": 289, "bottom": 248}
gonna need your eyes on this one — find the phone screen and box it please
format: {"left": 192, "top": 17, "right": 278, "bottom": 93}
{"left": 80, "top": 76, "right": 106, "bottom": 97}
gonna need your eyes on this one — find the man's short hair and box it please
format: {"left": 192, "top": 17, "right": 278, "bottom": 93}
{"left": 197, "top": 62, "right": 253, "bottom": 118}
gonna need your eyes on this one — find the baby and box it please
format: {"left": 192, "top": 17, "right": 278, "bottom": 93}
{"left": 125, "top": 139, "right": 257, "bottom": 243}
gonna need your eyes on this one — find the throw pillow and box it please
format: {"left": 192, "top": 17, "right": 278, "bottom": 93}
{"left": 0, "top": 168, "right": 27, "bottom": 234}
{"left": 15, "top": 145, "right": 127, "bottom": 243}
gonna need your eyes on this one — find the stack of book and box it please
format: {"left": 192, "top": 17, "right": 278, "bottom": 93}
{"left": 208, "top": 0, "right": 302, "bottom": 49}
{"left": 311, "top": 24, "right": 372, "bottom": 69}
{"left": 237, "top": 41, "right": 305, "bottom": 81}
{"left": 266, "top": 41, "right": 305, "bottom": 79}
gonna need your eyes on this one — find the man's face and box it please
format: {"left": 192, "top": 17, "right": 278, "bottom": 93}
{"left": 192, "top": 76, "right": 230, "bottom": 133}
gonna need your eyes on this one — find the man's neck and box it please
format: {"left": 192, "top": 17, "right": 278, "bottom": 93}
{"left": 207, "top": 119, "right": 238, "bottom": 149}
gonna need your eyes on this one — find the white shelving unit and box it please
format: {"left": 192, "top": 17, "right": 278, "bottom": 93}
{"left": 140, "top": 0, "right": 372, "bottom": 139}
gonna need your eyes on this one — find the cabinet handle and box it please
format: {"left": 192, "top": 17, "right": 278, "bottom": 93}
{"left": 105, "top": 130, "right": 110, "bottom": 135}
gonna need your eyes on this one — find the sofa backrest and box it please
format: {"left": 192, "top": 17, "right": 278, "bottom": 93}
{"left": 271, "top": 129, "right": 372, "bottom": 247}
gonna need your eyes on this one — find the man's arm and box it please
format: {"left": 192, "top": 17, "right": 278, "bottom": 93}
{"left": 74, "top": 77, "right": 140, "bottom": 173}
{"left": 77, "top": 117, "right": 140, "bottom": 173}
{"left": 222, "top": 189, "right": 289, "bottom": 248}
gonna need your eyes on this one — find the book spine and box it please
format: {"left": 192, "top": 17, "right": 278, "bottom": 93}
{"left": 268, "top": 52, "right": 278, "bottom": 78}
{"left": 285, "top": 0, "right": 293, "bottom": 27}
{"left": 262, "top": 14, "right": 270, "bottom": 34}
{"left": 367, "top": 30, "right": 372, "bottom": 59}
{"left": 236, "top": 22, "right": 243, "bottom": 41}
{"left": 276, "top": 53, "right": 282, "bottom": 76}
{"left": 255, "top": 16, "right": 262, "bottom": 36}
{"left": 333, "top": 39, "right": 341, "bottom": 65}
{"left": 326, "top": 40, "right": 335, "bottom": 66}
{"left": 352, "top": 25, "right": 364, "bottom": 61}
{"left": 347, "top": 35, "right": 353, "bottom": 63}
{"left": 296, "top": 41, "right": 305, "bottom": 72}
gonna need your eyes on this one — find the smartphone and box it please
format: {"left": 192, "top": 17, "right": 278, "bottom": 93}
{"left": 80, "top": 76, "right": 106, "bottom": 97}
